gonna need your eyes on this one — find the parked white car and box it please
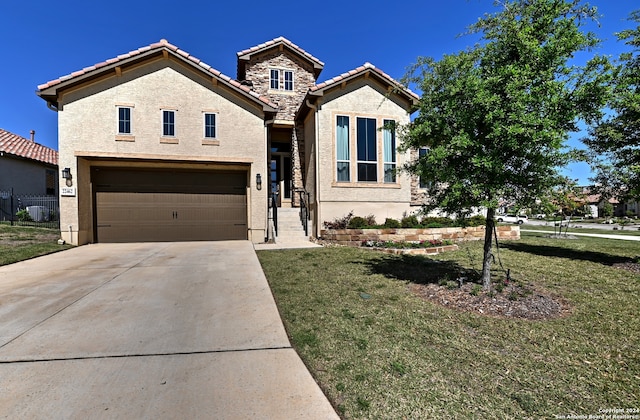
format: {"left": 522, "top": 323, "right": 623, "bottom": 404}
{"left": 496, "top": 214, "right": 528, "bottom": 224}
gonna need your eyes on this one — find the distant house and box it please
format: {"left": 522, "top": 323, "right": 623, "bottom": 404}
{"left": 0, "top": 129, "right": 58, "bottom": 195}
{"left": 583, "top": 187, "right": 639, "bottom": 218}
{"left": 37, "top": 37, "right": 420, "bottom": 245}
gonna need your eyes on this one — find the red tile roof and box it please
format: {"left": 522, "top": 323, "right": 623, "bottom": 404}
{"left": 310, "top": 62, "right": 419, "bottom": 102}
{"left": 236, "top": 36, "right": 324, "bottom": 69}
{"left": 0, "top": 129, "right": 58, "bottom": 166}
{"left": 37, "top": 39, "right": 278, "bottom": 111}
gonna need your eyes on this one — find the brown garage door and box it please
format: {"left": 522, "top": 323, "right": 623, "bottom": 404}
{"left": 92, "top": 167, "right": 247, "bottom": 242}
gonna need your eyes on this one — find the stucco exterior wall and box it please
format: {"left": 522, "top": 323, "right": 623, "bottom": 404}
{"left": 0, "top": 156, "right": 56, "bottom": 196}
{"left": 57, "top": 60, "right": 268, "bottom": 244}
{"left": 314, "top": 80, "right": 412, "bottom": 229}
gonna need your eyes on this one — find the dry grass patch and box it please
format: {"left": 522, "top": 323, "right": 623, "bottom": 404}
{"left": 0, "top": 224, "right": 72, "bottom": 266}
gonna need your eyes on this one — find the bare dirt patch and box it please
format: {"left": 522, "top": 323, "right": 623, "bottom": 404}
{"left": 612, "top": 262, "right": 640, "bottom": 274}
{"left": 409, "top": 281, "right": 571, "bottom": 320}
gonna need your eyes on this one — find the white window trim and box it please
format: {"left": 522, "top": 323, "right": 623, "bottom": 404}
{"left": 270, "top": 69, "right": 280, "bottom": 90}
{"left": 283, "top": 70, "right": 294, "bottom": 91}
{"left": 161, "top": 109, "right": 177, "bottom": 137}
{"left": 203, "top": 112, "right": 218, "bottom": 139}
{"left": 269, "top": 68, "right": 295, "bottom": 92}
{"left": 116, "top": 105, "right": 134, "bottom": 135}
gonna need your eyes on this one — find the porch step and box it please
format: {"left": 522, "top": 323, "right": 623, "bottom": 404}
{"left": 275, "top": 207, "right": 311, "bottom": 243}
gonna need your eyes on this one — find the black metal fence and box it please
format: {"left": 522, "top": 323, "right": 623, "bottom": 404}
{"left": 0, "top": 189, "right": 60, "bottom": 229}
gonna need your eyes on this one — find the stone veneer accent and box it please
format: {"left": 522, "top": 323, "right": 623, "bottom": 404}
{"left": 320, "top": 225, "right": 520, "bottom": 246}
{"left": 409, "top": 148, "right": 427, "bottom": 206}
{"left": 242, "top": 50, "right": 316, "bottom": 206}
{"left": 242, "top": 50, "right": 317, "bottom": 121}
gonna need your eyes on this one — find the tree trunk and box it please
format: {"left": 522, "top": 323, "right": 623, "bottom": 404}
{"left": 482, "top": 208, "right": 495, "bottom": 291}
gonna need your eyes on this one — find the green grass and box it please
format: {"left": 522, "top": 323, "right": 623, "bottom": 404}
{"left": 0, "top": 225, "right": 72, "bottom": 266}
{"left": 257, "top": 233, "right": 640, "bottom": 418}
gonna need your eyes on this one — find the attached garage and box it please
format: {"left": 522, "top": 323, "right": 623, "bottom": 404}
{"left": 92, "top": 167, "right": 248, "bottom": 242}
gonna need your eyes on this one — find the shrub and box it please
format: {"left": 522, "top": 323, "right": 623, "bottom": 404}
{"left": 323, "top": 211, "right": 354, "bottom": 229}
{"left": 420, "top": 217, "right": 453, "bottom": 228}
{"left": 383, "top": 218, "right": 401, "bottom": 228}
{"left": 364, "top": 214, "right": 377, "bottom": 226}
{"left": 16, "top": 209, "right": 33, "bottom": 222}
{"left": 348, "top": 216, "right": 369, "bottom": 229}
{"left": 455, "top": 215, "right": 487, "bottom": 227}
{"left": 401, "top": 215, "right": 420, "bottom": 228}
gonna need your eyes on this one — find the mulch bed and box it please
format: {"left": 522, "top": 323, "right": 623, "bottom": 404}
{"left": 409, "top": 281, "right": 572, "bottom": 320}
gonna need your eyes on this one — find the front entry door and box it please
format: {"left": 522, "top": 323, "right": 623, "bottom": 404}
{"left": 270, "top": 154, "right": 291, "bottom": 207}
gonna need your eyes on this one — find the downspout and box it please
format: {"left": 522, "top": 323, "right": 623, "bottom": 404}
{"left": 306, "top": 99, "right": 320, "bottom": 238}
{"left": 47, "top": 101, "right": 59, "bottom": 112}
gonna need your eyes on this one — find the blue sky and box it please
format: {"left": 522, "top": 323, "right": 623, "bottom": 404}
{"left": 1, "top": 1, "right": 634, "bottom": 184}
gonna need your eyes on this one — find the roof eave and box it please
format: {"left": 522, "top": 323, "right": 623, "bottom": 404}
{"left": 312, "top": 70, "right": 419, "bottom": 112}
{"left": 37, "top": 45, "right": 278, "bottom": 113}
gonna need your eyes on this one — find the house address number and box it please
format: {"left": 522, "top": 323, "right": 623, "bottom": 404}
{"left": 61, "top": 187, "right": 76, "bottom": 196}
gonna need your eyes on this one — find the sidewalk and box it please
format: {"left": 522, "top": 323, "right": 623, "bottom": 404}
{"left": 521, "top": 229, "right": 640, "bottom": 241}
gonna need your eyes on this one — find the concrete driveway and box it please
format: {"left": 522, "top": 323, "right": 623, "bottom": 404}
{"left": 0, "top": 241, "right": 338, "bottom": 419}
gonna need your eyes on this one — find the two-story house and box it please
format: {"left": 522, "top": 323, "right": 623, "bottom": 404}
{"left": 37, "top": 37, "right": 419, "bottom": 245}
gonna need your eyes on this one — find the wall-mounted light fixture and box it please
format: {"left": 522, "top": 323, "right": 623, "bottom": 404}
{"left": 61, "top": 167, "right": 73, "bottom": 187}
{"left": 256, "top": 173, "right": 262, "bottom": 191}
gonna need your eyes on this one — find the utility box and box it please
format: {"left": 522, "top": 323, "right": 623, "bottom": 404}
{"left": 26, "top": 206, "right": 49, "bottom": 222}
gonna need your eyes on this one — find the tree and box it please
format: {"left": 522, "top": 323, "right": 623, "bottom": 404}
{"left": 585, "top": 10, "right": 640, "bottom": 201}
{"left": 550, "top": 177, "right": 585, "bottom": 236}
{"left": 602, "top": 200, "right": 614, "bottom": 219}
{"left": 401, "top": 0, "right": 610, "bottom": 290}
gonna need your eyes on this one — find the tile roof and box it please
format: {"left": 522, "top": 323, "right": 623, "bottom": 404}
{"left": 310, "top": 62, "right": 419, "bottom": 101}
{"left": 37, "top": 39, "right": 278, "bottom": 110}
{"left": 0, "top": 129, "right": 58, "bottom": 166}
{"left": 236, "top": 36, "right": 325, "bottom": 68}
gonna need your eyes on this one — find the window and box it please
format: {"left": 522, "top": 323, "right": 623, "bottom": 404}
{"left": 336, "top": 116, "right": 350, "bottom": 182}
{"left": 419, "top": 148, "right": 430, "bottom": 188}
{"left": 357, "top": 117, "right": 377, "bottom": 182}
{"left": 204, "top": 113, "right": 217, "bottom": 138}
{"left": 284, "top": 70, "right": 294, "bottom": 91}
{"left": 46, "top": 169, "right": 56, "bottom": 195}
{"left": 270, "top": 69, "right": 279, "bottom": 90}
{"left": 162, "top": 110, "right": 175, "bottom": 137}
{"left": 118, "top": 107, "right": 131, "bottom": 134}
{"left": 383, "top": 119, "right": 396, "bottom": 183}
{"left": 270, "top": 69, "right": 294, "bottom": 91}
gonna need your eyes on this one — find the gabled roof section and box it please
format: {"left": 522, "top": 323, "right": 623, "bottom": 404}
{"left": 0, "top": 129, "right": 58, "bottom": 166}
{"left": 237, "top": 36, "right": 324, "bottom": 78}
{"left": 297, "top": 62, "right": 420, "bottom": 121}
{"left": 37, "top": 39, "right": 278, "bottom": 113}
{"left": 310, "top": 62, "right": 419, "bottom": 104}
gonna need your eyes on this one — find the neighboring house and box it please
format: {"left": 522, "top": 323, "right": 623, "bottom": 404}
{"left": 583, "top": 188, "right": 639, "bottom": 218}
{"left": 37, "top": 37, "right": 419, "bottom": 245}
{"left": 0, "top": 128, "right": 58, "bottom": 196}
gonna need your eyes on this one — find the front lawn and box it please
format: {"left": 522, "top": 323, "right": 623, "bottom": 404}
{"left": 257, "top": 233, "right": 640, "bottom": 418}
{"left": 0, "top": 224, "right": 72, "bottom": 266}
